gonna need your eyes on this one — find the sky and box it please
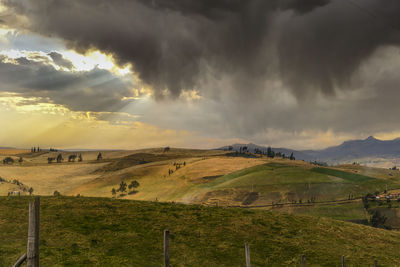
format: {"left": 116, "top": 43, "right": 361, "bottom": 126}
{"left": 0, "top": 0, "right": 400, "bottom": 150}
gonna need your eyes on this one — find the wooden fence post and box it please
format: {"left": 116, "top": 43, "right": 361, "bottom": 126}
{"left": 245, "top": 242, "right": 251, "bottom": 267}
{"left": 342, "top": 255, "right": 345, "bottom": 267}
{"left": 301, "top": 254, "right": 306, "bottom": 267}
{"left": 164, "top": 229, "right": 170, "bottom": 267}
{"left": 27, "top": 197, "right": 40, "bottom": 267}
{"left": 374, "top": 259, "right": 378, "bottom": 267}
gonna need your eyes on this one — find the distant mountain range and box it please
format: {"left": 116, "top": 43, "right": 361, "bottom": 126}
{"left": 219, "top": 136, "right": 400, "bottom": 163}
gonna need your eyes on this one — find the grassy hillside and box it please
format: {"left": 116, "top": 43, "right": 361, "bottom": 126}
{"left": 0, "top": 148, "right": 232, "bottom": 197}
{"left": 2, "top": 148, "right": 399, "bottom": 205}
{"left": 67, "top": 155, "right": 266, "bottom": 202}
{"left": 189, "top": 162, "right": 399, "bottom": 206}
{"left": 269, "top": 201, "right": 369, "bottom": 224}
{"left": 1, "top": 197, "right": 400, "bottom": 266}
{"left": 3, "top": 148, "right": 400, "bottom": 227}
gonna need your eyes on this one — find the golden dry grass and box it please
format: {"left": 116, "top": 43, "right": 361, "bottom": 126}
{"left": 0, "top": 163, "right": 107, "bottom": 195}
{"left": 0, "top": 149, "right": 30, "bottom": 155}
{"left": 0, "top": 149, "right": 236, "bottom": 199}
{"left": 67, "top": 156, "right": 267, "bottom": 202}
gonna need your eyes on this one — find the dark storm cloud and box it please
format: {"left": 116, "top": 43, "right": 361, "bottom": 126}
{"left": 3, "top": 0, "right": 400, "bottom": 148}
{"left": 277, "top": 1, "right": 400, "bottom": 97}
{"left": 3, "top": 0, "right": 345, "bottom": 98}
{"left": 0, "top": 55, "right": 133, "bottom": 111}
{"left": 48, "top": 52, "right": 73, "bottom": 69}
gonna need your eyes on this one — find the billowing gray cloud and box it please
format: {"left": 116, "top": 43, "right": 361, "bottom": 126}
{"left": 4, "top": 0, "right": 400, "bottom": 99}
{"left": 2, "top": 0, "right": 400, "bottom": 149}
{"left": 48, "top": 52, "right": 73, "bottom": 69}
{"left": 0, "top": 55, "right": 134, "bottom": 112}
{"left": 3, "top": 0, "right": 342, "bottom": 98}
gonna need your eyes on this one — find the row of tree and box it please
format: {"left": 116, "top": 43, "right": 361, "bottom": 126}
{"left": 31, "top": 147, "right": 59, "bottom": 152}
{"left": 168, "top": 162, "right": 187, "bottom": 176}
{"left": 47, "top": 152, "right": 103, "bottom": 163}
{"left": 48, "top": 154, "right": 83, "bottom": 163}
{"left": 2, "top": 157, "right": 23, "bottom": 164}
{"left": 111, "top": 180, "right": 140, "bottom": 197}
{"left": 233, "top": 146, "right": 296, "bottom": 160}
{"left": 31, "top": 147, "right": 42, "bottom": 153}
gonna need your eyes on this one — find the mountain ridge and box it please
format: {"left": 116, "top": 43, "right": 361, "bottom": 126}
{"left": 219, "top": 136, "right": 400, "bottom": 162}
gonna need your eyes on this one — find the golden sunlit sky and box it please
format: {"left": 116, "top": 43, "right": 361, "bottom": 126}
{"left": 1, "top": 1, "right": 400, "bottom": 150}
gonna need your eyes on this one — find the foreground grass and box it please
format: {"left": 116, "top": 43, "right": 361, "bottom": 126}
{"left": 1, "top": 197, "right": 400, "bottom": 266}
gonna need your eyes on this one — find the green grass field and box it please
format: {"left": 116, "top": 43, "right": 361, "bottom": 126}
{"left": 311, "top": 167, "right": 376, "bottom": 183}
{"left": 269, "top": 201, "right": 369, "bottom": 223}
{"left": 192, "top": 163, "right": 397, "bottom": 206}
{"left": 2, "top": 197, "right": 400, "bottom": 266}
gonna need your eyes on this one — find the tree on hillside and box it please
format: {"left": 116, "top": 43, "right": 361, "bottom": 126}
{"left": 267, "top": 147, "right": 275, "bottom": 158}
{"left": 68, "top": 154, "right": 77, "bottom": 162}
{"left": 371, "top": 210, "right": 388, "bottom": 229}
{"left": 128, "top": 180, "right": 140, "bottom": 191}
{"left": 111, "top": 188, "right": 116, "bottom": 197}
{"left": 118, "top": 181, "right": 127, "bottom": 193}
{"left": 28, "top": 187, "right": 34, "bottom": 196}
{"left": 56, "top": 154, "right": 63, "bottom": 163}
{"left": 53, "top": 190, "right": 61, "bottom": 197}
{"left": 362, "top": 195, "right": 370, "bottom": 210}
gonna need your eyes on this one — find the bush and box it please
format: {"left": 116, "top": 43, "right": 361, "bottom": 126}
{"left": 3, "top": 157, "right": 14, "bottom": 164}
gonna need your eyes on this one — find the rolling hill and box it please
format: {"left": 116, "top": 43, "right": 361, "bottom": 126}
{"left": 2, "top": 147, "right": 400, "bottom": 228}
{"left": 2, "top": 148, "right": 400, "bottom": 205}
